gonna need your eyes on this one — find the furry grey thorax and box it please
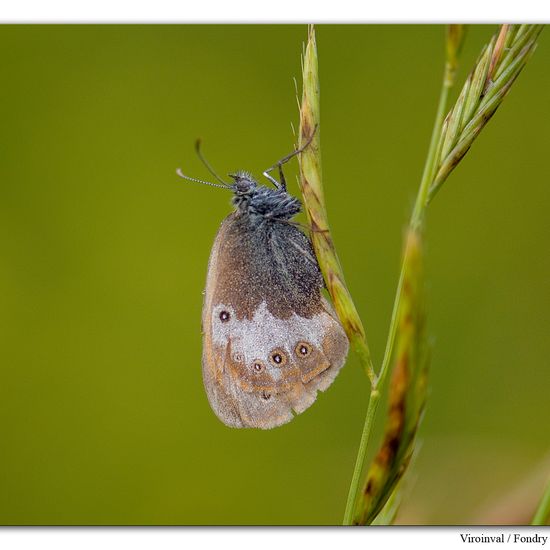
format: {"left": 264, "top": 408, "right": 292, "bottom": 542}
{"left": 229, "top": 171, "right": 301, "bottom": 222}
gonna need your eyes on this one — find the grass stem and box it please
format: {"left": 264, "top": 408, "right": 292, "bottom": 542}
{"left": 298, "top": 25, "right": 376, "bottom": 384}
{"left": 531, "top": 478, "right": 550, "bottom": 526}
{"left": 342, "top": 30, "right": 457, "bottom": 526}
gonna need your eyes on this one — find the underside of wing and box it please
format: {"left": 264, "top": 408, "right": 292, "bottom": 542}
{"left": 201, "top": 214, "right": 349, "bottom": 429}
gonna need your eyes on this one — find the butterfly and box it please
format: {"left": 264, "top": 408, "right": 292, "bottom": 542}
{"left": 178, "top": 137, "right": 349, "bottom": 429}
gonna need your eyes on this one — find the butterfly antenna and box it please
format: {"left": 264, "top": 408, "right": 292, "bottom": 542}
{"left": 195, "top": 138, "right": 229, "bottom": 185}
{"left": 176, "top": 168, "right": 232, "bottom": 190}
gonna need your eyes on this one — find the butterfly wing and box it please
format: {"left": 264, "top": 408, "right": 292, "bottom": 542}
{"left": 202, "top": 213, "right": 349, "bottom": 429}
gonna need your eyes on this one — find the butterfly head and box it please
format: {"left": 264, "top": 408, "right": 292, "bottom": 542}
{"left": 228, "top": 171, "right": 258, "bottom": 196}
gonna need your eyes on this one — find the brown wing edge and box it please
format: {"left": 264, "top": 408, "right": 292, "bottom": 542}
{"left": 201, "top": 216, "right": 247, "bottom": 428}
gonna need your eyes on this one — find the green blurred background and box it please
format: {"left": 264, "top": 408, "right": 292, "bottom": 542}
{"left": 0, "top": 25, "right": 548, "bottom": 525}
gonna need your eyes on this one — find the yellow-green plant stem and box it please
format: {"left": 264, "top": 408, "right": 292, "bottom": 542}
{"left": 382, "top": 65, "right": 454, "bottom": 379}
{"left": 342, "top": 53, "right": 455, "bottom": 527}
{"left": 531, "top": 478, "right": 550, "bottom": 525}
{"left": 411, "top": 72, "right": 453, "bottom": 228}
{"left": 298, "top": 25, "right": 376, "bottom": 384}
{"left": 342, "top": 387, "right": 381, "bottom": 525}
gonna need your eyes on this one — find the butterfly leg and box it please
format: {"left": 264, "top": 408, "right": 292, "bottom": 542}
{"left": 262, "top": 125, "right": 317, "bottom": 191}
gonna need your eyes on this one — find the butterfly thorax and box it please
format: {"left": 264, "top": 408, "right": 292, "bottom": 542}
{"left": 230, "top": 171, "right": 301, "bottom": 221}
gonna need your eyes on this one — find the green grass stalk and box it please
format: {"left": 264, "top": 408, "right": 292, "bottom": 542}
{"left": 531, "top": 478, "right": 550, "bottom": 526}
{"left": 298, "top": 25, "right": 376, "bottom": 384}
